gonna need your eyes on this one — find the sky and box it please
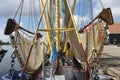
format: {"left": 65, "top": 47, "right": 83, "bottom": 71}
{"left": 0, "top": 0, "right": 120, "bottom": 42}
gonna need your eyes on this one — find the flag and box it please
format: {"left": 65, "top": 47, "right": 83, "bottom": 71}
{"left": 49, "top": 42, "right": 58, "bottom": 63}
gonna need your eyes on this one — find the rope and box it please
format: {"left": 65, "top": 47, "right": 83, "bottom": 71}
{"left": 23, "top": 0, "right": 48, "bottom": 72}
{"left": 90, "top": 0, "right": 96, "bottom": 49}
{"left": 20, "top": 29, "right": 33, "bottom": 38}
{"left": 18, "top": 0, "right": 24, "bottom": 24}
{"left": 28, "top": 0, "right": 34, "bottom": 31}
{"left": 33, "top": 0, "right": 38, "bottom": 22}
{"left": 98, "top": 0, "right": 104, "bottom": 9}
{"left": 13, "top": 0, "right": 23, "bottom": 19}
{"left": 28, "top": 0, "right": 40, "bottom": 32}
{"left": 77, "top": 0, "right": 81, "bottom": 26}
{"left": 76, "top": 0, "right": 93, "bottom": 79}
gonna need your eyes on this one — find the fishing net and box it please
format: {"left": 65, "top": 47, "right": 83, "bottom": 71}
{"left": 15, "top": 31, "right": 43, "bottom": 73}
{"left": 81, "top": 21, "right": 106, "bottom": 65}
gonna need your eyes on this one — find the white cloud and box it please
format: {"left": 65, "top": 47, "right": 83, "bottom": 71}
{"left": 74, "top": 15, "right": 88, "bottom": 26}
{"left": 93, "top": 0, "right": 120, "bottom": 21}
{"left": 0, "top": 0, "right": 40, "bottom": 17}
{"left": 0, "top": 0, "right": 119, "bottom": 43}
{"left": 74, "top": 15, "right": 82, "bottom": 25}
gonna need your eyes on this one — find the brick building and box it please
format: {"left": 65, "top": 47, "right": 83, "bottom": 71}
{"left": 108, "top": 22, "right": 120, "bottom": 44}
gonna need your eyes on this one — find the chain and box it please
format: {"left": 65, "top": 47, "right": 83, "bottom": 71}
{"left": 9, "top": 46, "right": 17, "bottom": 75}
{"left": 92, "top": 49, "right": 99, "bottom": 79}
{"left": 10, "top": 35, "right": 24, "bottom": 69}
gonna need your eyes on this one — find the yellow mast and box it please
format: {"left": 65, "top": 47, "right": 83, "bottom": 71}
{"left": 40, "top": 0, "right": 52, "bottom": 52}
{"left": 63, "top": 0, "right": 76, "bottom": 52}
{"left": 65, "top": 0, "right": 81, "bottom": 43}
{"left": 56, "top": 0, "right": 60, "bottom": 51}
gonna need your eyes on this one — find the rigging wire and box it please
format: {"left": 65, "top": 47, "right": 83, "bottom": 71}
{"left": 77, "top": 0, "right": 89, "bottom": 28}
{"left": 76, "top": 0, "right": 81, "bottom": 27}
{"left": 13, "top": 0, "right": 23, "bottom": 19}
{"left": 23, "top": 0, "right": 48, "bottom": 72}
{"left": 28, "top": 0, "right": 39, "bottom": 32}
{"left": 77, "top": 0, "right": 93, "bottom": 79}
{"left": 32, "top": 0, "right": 40, "bottom": 32}
{"left": 81, "top": 0, "right": 89, "bottom": 27}
{"left": 18, "top": 0, "right": 24, "bottom": 24}
{"left": 33, "top": 0, "right": 38, "bottom": 21}
{"left": 81, "top": 0, "right": 86, "bottom": 26}
{"left": 30, "top": 1, "right": 35, "bottom": 32}
{"left": 90, "top": 0, "right": 96, "bottom": 48}
{"left": 15, "top": 0, "right": 24, "bottom": 68}
{"left": 98, "top": 0, "right": 104, "bottom": 9}
{"left": 33, "top": 0, "right": 39, "bottom": 25}
{"left": 28, "top": 0, "right": 31, "bottom": 30}
{"left": 28, "top": 0, "right": 36, "bottom": 32}
{"left": 85, "top": 0, "right": 93, "bottom": 79}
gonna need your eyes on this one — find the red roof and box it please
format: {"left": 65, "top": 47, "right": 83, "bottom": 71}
{"left": 108, "top": 22, "right": 120, "bottom": 34}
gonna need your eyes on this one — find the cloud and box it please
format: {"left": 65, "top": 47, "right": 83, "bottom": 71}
{"left": 0, "top": 0, "right": 40, "bottom": 17}
{"left": 74, "top": 15, "right": 82, "bottom": 25}
{"left": 93, "top": 0, "right": 120, "bottom": 21}
{"left": 0, "top": 0, "right": 20, "bottom": 17}
{"left": 74, "top": 15, "right": 88, "bottom": 29}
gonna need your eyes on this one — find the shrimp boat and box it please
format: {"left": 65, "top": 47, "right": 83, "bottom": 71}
{"left": 2, "top": 0, "right": 113, "bottom": 80}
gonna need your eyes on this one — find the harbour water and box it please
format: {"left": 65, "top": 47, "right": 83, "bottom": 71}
{"left": 0, "top": 45, "right": 20, "bottom": 77}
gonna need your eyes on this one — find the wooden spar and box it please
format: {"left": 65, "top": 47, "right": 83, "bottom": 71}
{"left": 79, "top": 8, "right": 114, "bottom": 33}
{"left": 23, "top": 0, "right": 48, "bottom": 72}
{"left": 56, "top": 0, "right": 60, "bottom": 51}
{"left": 78, "top": 17, "right": 98, "bottom": 33}
{"left": 19, "top": 27, "right": 35, "bottom": 35}
{"left": 4, "top": 18, "right": 42, "bottom": 38}
{"left": 19, "top": 27, "right": 42, "bottom": 37}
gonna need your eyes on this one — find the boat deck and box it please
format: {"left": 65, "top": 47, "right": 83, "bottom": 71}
{"left": 100, "top": 45, "right": 120, "bottom": 79}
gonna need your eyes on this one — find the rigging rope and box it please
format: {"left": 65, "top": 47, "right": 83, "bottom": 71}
{"left": 98, "top": 0, "right": 104, "bottom": 9}
{"left": 12, "top": 0, "right": 24, "bottom": 72}
{"left": 28, "top": 0, "right": 40, "bottom": 32}
{"left": 89, "top": 0, "right": 96, "bottom": 49}
{"left": 18, "top": 0, "right": 24, "bottom": 24}
{"left": 23, "top": 0, "right": 48, "bottom": 72}
{"left": 13, "top": 0, "right": 23, "bottom": 19}
{"left": 20, "top": 29, "right": 34, "bottom": 38}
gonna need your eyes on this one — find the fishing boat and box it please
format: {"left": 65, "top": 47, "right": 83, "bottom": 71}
{"left": 2, "top": 0, "right": 114, "bottom": 80}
